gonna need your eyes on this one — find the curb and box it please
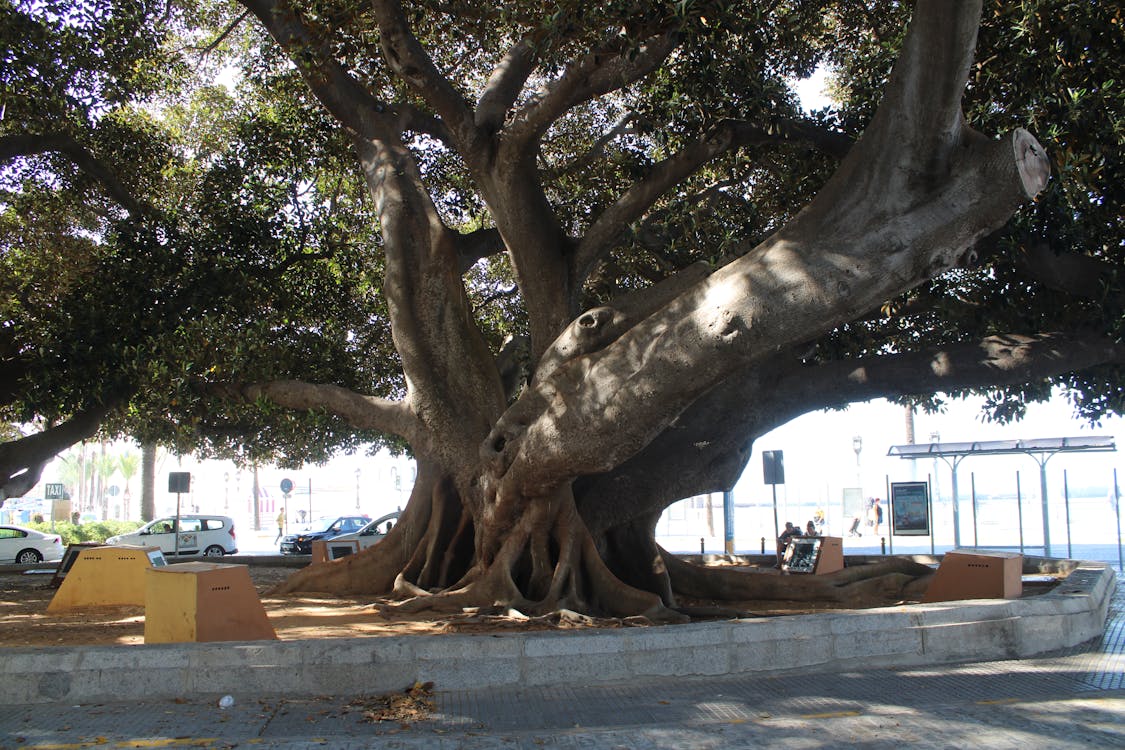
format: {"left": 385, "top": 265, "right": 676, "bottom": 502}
{"left": 0, "top": 559, "right": 1114, "bottom": 705}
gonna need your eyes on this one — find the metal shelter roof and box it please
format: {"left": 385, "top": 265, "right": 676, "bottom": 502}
{"left": 887, "top": 435, "right": 1116, "bottom": 459}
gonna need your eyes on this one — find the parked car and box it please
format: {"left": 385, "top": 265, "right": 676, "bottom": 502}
{"left": 105, "top": 514, "right": 237, "bottom": 557}
{"left": 279, "top": 515, "right": 369, "bottom": 555}
{"left": 329, "top": 511, "right": 401, "bottom": 551}
{"left": 0, "top": 524, "right": 64, "bottom": 564}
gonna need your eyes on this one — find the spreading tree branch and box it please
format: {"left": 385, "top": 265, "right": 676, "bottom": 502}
{"left": 190, "top": 9, "right": 251, "bottom": 55}
{"left": 504, "top": 32, "right": 678, "bottom": 151}
{"left": 577, "top": 330, "right": 1125, "bottom": 534}
{"left": 235, "top": 380, "right": 424, "bottom": 446}
{"left": 475, "top": 39, "right": 537, "bottom": 133}
{"left": 454, "top": 227, "right": 506, "bottom": 273}
{"left": 238, "top": 0, "right": 396, "bottom": 140}
{"left": 0, "top": 133, "right": 148, "bottom": 216}
{"left": 1014, "top": 242, "right": 1120, "bottom": 300}
{"left": 370, "top": 0, "right": 479, "bottom": 150}
{"left": 574, "top": 118, "right": 854, "bottom": 283}
{"left": 0, "top": 404, "right": 116, "bottom": 504}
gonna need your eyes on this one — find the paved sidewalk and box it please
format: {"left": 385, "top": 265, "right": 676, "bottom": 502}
{"left": 3, "top": 586, "right": 1122, "bottom": 749}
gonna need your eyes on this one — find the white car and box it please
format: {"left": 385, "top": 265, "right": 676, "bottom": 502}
{"left": 0, "top": 524, "right": 64, "bottom": 564}
{"left": 329, "top": 511, "right": 401, "bottom": 551}
{"left": 106, "top": 514, "right": 238, "bottom": 557}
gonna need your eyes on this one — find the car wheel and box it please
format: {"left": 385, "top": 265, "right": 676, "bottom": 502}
{"left": 16, "top": 549, "right": 43, "bottom": 564}
{"left": 203, "top": 545, "right": 225, "bottom": 557}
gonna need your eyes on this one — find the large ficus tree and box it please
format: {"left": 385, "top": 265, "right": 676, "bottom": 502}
{"left": 4, "top": 0, "right": 1122, "bottom": 618}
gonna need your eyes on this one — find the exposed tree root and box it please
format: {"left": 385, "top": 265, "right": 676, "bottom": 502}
{"left": 663, "top": 551, "right": 934, "bottom": 608}
{"left": 374, "top": 486, "right": 686, "bottom": 622}
{"left": 268, "top": 461, "right": 931, "bottom": 620}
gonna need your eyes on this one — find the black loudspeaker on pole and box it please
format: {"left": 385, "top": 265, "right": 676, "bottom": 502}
{"left": 763, "top": 450, "right": 785, "bottom": 485}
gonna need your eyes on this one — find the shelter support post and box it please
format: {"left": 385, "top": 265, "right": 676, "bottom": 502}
{"left": 722, "top": 490, "right": 735, "bottom": 554}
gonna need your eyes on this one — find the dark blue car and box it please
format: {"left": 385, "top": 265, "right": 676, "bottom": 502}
{"left": 279, "top": 515, "right": 369, "bottom": 555}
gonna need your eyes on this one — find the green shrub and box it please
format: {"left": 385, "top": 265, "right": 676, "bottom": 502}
{"left": 27, "top": 520, "right": 143, "bottom": 546}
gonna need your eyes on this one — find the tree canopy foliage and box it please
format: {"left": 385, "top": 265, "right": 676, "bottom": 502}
{"left": 2, "top": 0, "right": 1123, "bottom": 615}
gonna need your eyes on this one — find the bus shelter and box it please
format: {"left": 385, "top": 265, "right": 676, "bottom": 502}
{"left": 887, "top": 436, "right": 1116, "bottom": 553}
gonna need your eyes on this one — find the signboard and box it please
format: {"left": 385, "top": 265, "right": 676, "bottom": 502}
{"left": 890, "top": 481, "right": 931, "bottom": 536}
{"left": 168, "top": 472, "right": 191, "bottom": 493}
{"left": 762, "top": 450, "right": 785, "bottom": 485}
{"left": 280, "top": 478, "right": 294, "bottom": 494}
{"left": 45, "top": 483, "right": 66, "bottom": 500}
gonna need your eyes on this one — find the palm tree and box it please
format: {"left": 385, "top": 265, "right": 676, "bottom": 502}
{"left": 118, "top": 451, "right": 140, "bottom": 520}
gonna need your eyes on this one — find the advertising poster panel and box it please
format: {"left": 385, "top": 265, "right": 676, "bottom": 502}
{"left": 890, "top": 481, "right": 931, "bottom": 536}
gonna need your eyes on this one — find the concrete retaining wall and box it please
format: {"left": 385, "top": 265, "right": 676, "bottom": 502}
{"left": 0, "top": 560, "right": 1114, "bottom": 705}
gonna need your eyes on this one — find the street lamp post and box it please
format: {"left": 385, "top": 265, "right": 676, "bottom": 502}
{"left": 852, "top": 435, "right": 863, "bottom": 491}
{"left": 355, "top": 468, "right": 361, "bottom": 510}
{"left": 930, "top": 431, "right": 941, "bottom": 505}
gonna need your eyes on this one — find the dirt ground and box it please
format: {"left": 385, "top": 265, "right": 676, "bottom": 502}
{"left": 0, "top": 563, "right": 1062, "bottom": 648}
{"left": 0, "top": 565, "right": 474, "bottom": 648}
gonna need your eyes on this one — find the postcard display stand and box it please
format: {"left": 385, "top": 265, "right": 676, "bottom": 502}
{"left": 781, "top": 536, "right": 844, "bottom": 575}
{"left": 922, "top": 549, "right": 1022, "bottom": 603}
{"left": 311, "top": 538, "right": 360, "bottom": 563}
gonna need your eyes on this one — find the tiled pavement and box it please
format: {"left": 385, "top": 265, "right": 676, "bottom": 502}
{"left": 3, "top": 585, "right": 1122, "bottom": 750}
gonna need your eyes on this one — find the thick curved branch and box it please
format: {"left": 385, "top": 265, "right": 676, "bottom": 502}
{"left": 237, "top": 380, "right": 424, "bottom": 445}
{"left": 805, "top": 0, "right": 995, "bottom": 227}
{"left": 454, "top": 227, "right": 506, "bottom": 273}
{"left": 577, "top": 330, "right": 1125, "bottom": 535}
{"left": 475, "top": 40, "right": 536, "bottom": 133}
{"left": 508, "top": 120, "right": 1048, "bottom": 488}
{"left": 370, "top": 0, "right": 479, "bottom": 150}
{"left": 1, "top": 459, "right": 46, "bottom": 503}
{"left": 0, "top": 133, "right": 147, "bottom": 216}
{"left": 0, "top": 405, "right": 115, "bottom": 504}
{"left": 352, "top": 137, "right": 505, "bottom": 462}
{"left": 504, "top": 32, "right": 678, "bottom": 151}
{"left": 1015, "top": 242, "right": 1119, "bottom": 300}
{"left": 238, "top": 0, "right": 395, "bottom": 140}
{"left": 391, "top": 102, "right": 454, "bottom": 145}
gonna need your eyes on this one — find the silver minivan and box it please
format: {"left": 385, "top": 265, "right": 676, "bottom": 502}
{"left": 106, "top": 515, "right": 238, "bottom": 557}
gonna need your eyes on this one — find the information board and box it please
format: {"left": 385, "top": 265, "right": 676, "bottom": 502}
{"left": 890, "top": 481, "right": 931, "bottom": 536}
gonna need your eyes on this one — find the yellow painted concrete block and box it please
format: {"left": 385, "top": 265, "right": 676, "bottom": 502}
{"left": 47, "top": 545, "right": 162, "bottom": 612}
{"left": 144, "top": 562, "right": 276, "bottom": 643}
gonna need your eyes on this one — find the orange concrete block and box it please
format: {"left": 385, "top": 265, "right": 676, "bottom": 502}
{"left": 814, "top": 536, "right": 844, "bottom": 575}
{"left": 144, "top": 562, "right": 276, "bottom": 643}
{"left": 922, "top": 549, "right": 1023, "bottom": 603}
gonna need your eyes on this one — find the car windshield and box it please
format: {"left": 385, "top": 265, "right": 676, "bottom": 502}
{"left": 307, "top": 518, "right": 338, "bottom": 533}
